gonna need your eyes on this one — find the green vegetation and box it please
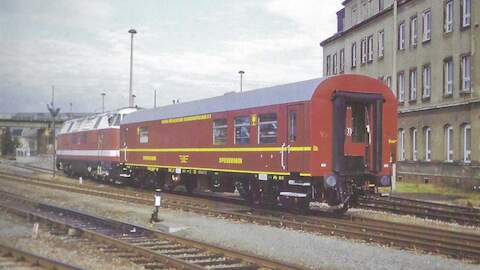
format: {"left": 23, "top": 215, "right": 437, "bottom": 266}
{"left": 394, "top": 182, "right": 480, "bottom": 207}
{"left": 0, "top": 128, "right": 19, "bottom": 156}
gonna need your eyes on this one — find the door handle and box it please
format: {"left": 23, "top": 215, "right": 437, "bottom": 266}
{"left": 280, "top": 143, "right": 286, "bottom": 170}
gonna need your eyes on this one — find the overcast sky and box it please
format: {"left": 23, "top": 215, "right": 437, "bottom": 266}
{"left": 0, "top": 0, "right": 342, "bottom": 113}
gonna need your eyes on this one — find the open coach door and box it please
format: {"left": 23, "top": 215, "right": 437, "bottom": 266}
{"left": 331, "top": 91, "right": 383, "bottom": 207}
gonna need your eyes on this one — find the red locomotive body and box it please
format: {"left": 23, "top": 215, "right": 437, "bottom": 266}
{"left": 120, "top": 74, "right": 397, "bottom": 212}
{"left": 56, "top": 108, "right": 137, "bottom": 179}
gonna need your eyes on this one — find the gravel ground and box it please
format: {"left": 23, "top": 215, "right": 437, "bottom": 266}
{"left": 0, "top": 177, "right": 478, "bottom": 270}
{"left": 0, "top": 210, "right": 144, "bottom": 270}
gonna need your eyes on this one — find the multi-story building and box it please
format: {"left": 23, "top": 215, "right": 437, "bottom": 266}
{"left": 321, "top": 0, "right": 478, "bottom": 189}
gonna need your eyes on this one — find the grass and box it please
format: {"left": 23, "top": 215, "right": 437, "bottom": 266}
{"left": 394, "top": 182, "right": 480, "bottom": 207}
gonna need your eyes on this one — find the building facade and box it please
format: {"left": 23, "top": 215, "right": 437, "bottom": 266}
{"left": 321, "top": 0, "right": 479, "bottom": 189}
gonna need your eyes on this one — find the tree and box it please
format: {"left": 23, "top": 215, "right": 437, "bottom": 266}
{"left": 1, "top": 128, "right": 19, "bottom": 156}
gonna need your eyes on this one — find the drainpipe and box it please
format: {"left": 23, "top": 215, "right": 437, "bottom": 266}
{"left": 391, "top": 0, "right": 398, "bottom": 192}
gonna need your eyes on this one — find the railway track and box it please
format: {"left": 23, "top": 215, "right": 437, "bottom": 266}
{"left": 358, "top": 194, "right": 480, "bottom": 226}
{"left": 15, "top": 162, "right": 480, "bottom": 226}
{"left": 0, "top": 170, "right": 480, "bottom": 263}
{"left": 0, "top": 242, "right": 83, "bottom": 270}
{"left": 0, "top": 189, "right": 308, "bottom": 270}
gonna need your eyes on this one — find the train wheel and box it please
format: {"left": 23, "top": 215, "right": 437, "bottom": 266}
{"left": 234, "top": 179, "right": 250, "bottom": 200}
{"left": 248, "top": 178, "right": 261, "bottom": 208}
{"left": 332, "top": 204, "right": 349, "bottom": 216}
{"left": 185, "top": 176, "right": 197, "bottom": 194}
{"left": 280, "top": 196, "right": 309, "bottom": 214}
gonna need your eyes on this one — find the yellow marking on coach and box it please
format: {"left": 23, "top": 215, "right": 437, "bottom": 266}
{"left": 219, "top": 157, "right": 243, "bottom": 164}
{"left": 123, "top": 146, "right": 313, "bottom": 153}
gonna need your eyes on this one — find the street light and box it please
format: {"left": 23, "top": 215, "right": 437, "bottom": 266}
{"left": 101, "top": 92, "right": 106, "bottom": 113}
{"left": 238, "top": 70, "right": 245, "bottom": 92}
{"left": 128, "top": 28, "right": 137, "bottom": 107}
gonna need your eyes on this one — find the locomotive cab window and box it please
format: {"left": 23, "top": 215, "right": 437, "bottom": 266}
{"left": 234, "top": 116, "right": 250, "bottom": 144}
{"left": 258, "top": 113, "right": 277, "bottom": 144}
{"left": 213, "top": 119, "right": 227, "bottom": 145}
{"left": 350, "top": 104, "right": 369, "bottom": 143}
{"left": 139, "top": 127, "right": 149, "bottom": 144}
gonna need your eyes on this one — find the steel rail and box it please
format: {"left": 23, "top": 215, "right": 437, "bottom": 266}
{"left": 0, "top": 243, "right": 84, "bottom": 270}
{"left": 358, "top": 195, "right": 480, "bottom": 226}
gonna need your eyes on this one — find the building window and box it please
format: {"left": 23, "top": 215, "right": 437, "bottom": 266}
{"left": 444, "top": 57, "right": 454, "bottom": 96}
{"left": 422, "top": 9, "right": 432, "bottom": 42}
{"left": 258, "top": 113, "right": 277, "bottom": 144}
{"left": 399, "top": 129, "right": 405, "bottom": 161}
{"left": 410, "top": 16, "right": 418, "bottom": 47}
{"left": 461, "top": 0, "right": 471, "bottom": 28}
{"left": 411, "top": 128, "right": 418, "bottom": 161}
{"left": 444, "top": 0, "right": 454, "bottom": 33}
{"left": 351, "top": 42, "right": 357, "bottom": 68}
{"left": 326, "top": 55, "right": 331, "bottom": 76}
{"left": 424, "top": 127, "right": 432, "bottom": 161}
{"left": 463, "top": 124, "right": 471, "bottom": 163}
{"left": 361, "top": 38, "right": 367, "bottom": 64}
{"left": 367, "top": 35, "right": 374, "bottom": 62}
{"left": 333, "top": 53, "right": 338, "bottom": 75}
{"left": 234, "top": 116, "right": 250, "bottom": 144}
{"left": 139, "top": 127, "right": 149, "bottom": 144}
{"left": 409, "top": 69, "right": 417, "bottom": 101}
{"left": 422, "top": 64, "right": 431, "bottom": 98}
{"left": 213, "top": 119, "right": 227, "bottom": 145}
{"left": 288, "top": 111, "right": 297, "bottom": 142}
{"left": 398, "top": 22, "right": 406, "bottom": 50}
{"left": 339, "top": 49, "right": 345, "bottom": 73}
{"left": 397, "top": 71, "right": 405, "bottom": 102}
{"left": 379, "top": 0, "right": 384, "bottom": 11}
{"left": 386, "top": 76, "right": 392, "bottom": 89}
{"left": 461, "top": 54, "right": 471, "bottom": 92}
{"left": 378, "top": 30, "right": 384, "bottom": 58}
{"left": 445, "top": 125, "right": 454, "bottom": 162}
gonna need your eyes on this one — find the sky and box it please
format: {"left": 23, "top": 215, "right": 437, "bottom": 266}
{"left": 0, "top": 0, "right": 342, "bottom": 113}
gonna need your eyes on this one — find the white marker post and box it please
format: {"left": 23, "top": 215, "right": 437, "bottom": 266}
{"left": 79, "top": 176, "right": 83, "bottom": 185}
{"left": 151, "top": 189, "right": 162, "bottom": 223}
{"left": 32, "top": 222, "right": 39, "bottom": 239}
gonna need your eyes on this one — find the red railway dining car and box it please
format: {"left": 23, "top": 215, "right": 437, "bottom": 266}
{"left": 56, "top": 107, "right": 138, "bottom": 180}
{"left": 120, "top": 74, "right": 397, "bottom": 212}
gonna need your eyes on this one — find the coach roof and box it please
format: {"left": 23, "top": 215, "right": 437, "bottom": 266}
{"left": 122, "top": 77, "right": 325, "bottom": 125}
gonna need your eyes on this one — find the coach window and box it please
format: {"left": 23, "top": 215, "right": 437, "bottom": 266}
{"left": 139, "top": 127, "right": 149, "bottom": 144}
{"left": 288, "top": 111, "right": 297, "bottom": 142}
{"left": 234, "top": 116, "right": 250, "bottom": 144}
{"left": 258, "top": 113, "right": 277, "bottom": 144}
{"left": 213, "top": 119, "right": 227, "bottom": 145}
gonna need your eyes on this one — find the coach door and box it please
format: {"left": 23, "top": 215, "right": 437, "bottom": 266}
{"left": 332, "top": 92, "right": 383, "bottom": 175}
{"left": 286, "top": 104, "right": 305, "bottom": 171}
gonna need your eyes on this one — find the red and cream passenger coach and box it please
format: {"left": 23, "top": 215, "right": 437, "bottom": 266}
{"left": 120, "top": 74, "right": 397, "bottom": 212}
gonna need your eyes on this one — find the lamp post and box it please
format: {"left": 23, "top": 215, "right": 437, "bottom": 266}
{"left": 101, "top": 92, "right": 106, "bottom": 113}
{"left": 128, "top": 28, "right": 137, "bottom": 107}
{"left": 154, "top": 89, "right": 157, "bottom": 108}
{"left": 238, "top": 70, "right": 245, "bottom": 92}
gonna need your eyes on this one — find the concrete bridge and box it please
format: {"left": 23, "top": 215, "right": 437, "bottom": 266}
{"left": 0, "top": 113, "right": 88, "bottom": 155}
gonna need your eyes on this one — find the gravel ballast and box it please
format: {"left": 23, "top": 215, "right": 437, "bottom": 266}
{"left": 0, "top": 176, "right": 478, "bottom": 270}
